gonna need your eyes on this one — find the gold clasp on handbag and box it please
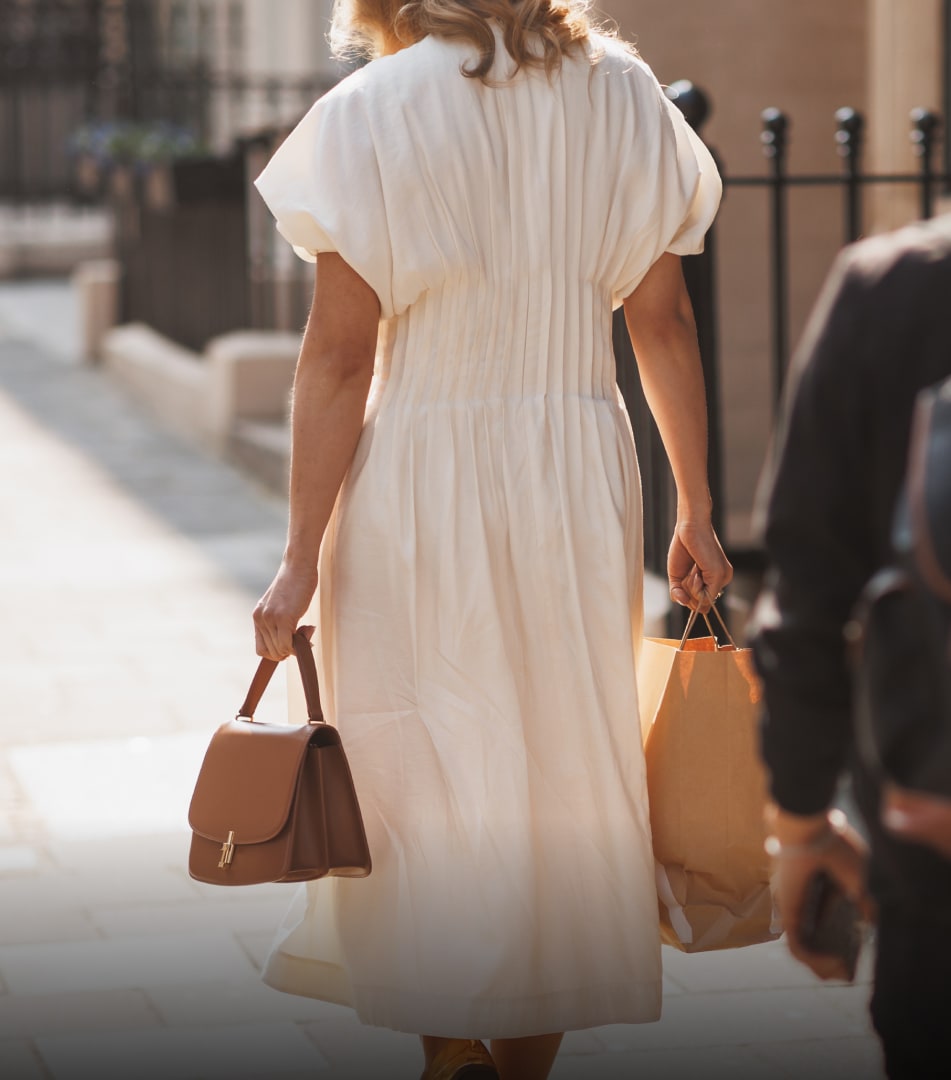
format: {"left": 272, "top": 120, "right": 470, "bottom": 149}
{"left": 218, "top": 830, "right": 236, "bottom": 868}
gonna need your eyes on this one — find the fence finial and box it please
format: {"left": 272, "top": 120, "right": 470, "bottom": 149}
{"left": 910, "top": 108, "right": 941, "bottom": 219}
{"left": 760, "top": 108, "right": 789, "bottom": 161}
{"left": 835, "top": 107, "right": 864, "bottom": 159}
{"left": 665, "top": 81, "right": 711, "bottom": 134}
{"left": 835, "top": 107, "right": 865, "bottom": 243}
{"left": 910, "top": 108, "right": 941, "bottom": 160}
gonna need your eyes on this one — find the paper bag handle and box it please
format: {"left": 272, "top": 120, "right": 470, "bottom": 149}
{"left": 679, "top": 601, "right": 737, "bottom": 651}
{"left": 237, "top": 625, "right": 324, "bottom": 724}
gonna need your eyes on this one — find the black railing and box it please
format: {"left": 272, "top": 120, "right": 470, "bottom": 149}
{"left": 945, "top": 0, "right": 951, "bottom": 188}
{"left": 728, "top": 103, "right": 945, "bottom": 403}
{"left": 613, "top": 86, "right": 949, "bottom": 585}
{"left": 112, "top": 153, "right": 250, "bottom": 352}
{"left": 0, "top": 0, "right": 331, "bottom": 204}
{"left": 111, "top": 122, "right": 319, "bottom": 351}
{"left": 0, "top": 0, "right": 101, "bottom": 201}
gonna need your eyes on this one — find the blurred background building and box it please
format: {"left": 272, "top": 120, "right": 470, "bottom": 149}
{"left": 1, "top": 0, "right": 947, "bottom": 568}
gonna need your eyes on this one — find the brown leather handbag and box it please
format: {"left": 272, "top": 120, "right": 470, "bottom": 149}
{"left": 188, "top": 626, "right": 372, "bottom": 885}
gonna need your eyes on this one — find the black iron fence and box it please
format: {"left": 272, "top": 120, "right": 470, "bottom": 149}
{"left": 111, "top": 152, "right": 249, "bottom": 351}
{"left": 1, "top": 0, "right": 330, "bottom": 344}
{"left": 109, "top": 123, "right": 317, "bottom": 352}
{"left": 0, "top": 0, "right": 101, "bottom": 201}
{"left": 625, "top": 86, "right": 949, "bottom": 582}
{"left": 945, "top": 0, "right": 951, "bottom": 186}
{"left": 746, "top": 101, "right": 943, "bottom": 406}
{"left": 0, "top": 0, "right": 331, "bottom": 203}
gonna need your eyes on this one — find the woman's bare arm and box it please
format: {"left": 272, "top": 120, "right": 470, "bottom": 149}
{"left": 254, "top": 253, "right": 380, "bottom": 660}
{"left": 623, "top": 252, "right": 732, "bottom": 609}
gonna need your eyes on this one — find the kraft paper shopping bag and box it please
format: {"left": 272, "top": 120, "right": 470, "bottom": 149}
{"left": 639, "top": 608, "right": 781, "bottom": 952}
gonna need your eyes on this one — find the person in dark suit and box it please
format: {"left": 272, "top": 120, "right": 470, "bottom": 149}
{"left": 750, "top": 214, "right": 951, "bottom": 1079}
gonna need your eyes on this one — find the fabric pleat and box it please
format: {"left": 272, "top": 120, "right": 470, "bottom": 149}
{"left": 254, "top": 28, "right": 720, "bottom": 1039}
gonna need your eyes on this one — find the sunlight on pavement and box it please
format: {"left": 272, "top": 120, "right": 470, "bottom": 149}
{"left": 9, "top": 733, "right": 210, "bottom": 839}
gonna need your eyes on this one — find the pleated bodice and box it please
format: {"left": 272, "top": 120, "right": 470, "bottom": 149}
{"left": 377, "top": 280, "right": 617, "bottom": 407}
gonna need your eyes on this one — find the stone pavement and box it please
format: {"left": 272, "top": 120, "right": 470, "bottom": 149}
{"left": 0, "top": 280, "right": 885, "bottom": 1080}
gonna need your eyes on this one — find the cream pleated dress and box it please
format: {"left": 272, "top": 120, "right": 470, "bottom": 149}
{"left": 254, "top": 28, "right": 720, "bottom": 1039}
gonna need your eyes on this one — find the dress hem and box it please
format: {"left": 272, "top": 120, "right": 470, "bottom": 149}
{"left": 262, "top": 950, "right": 662, "bottom": 1039}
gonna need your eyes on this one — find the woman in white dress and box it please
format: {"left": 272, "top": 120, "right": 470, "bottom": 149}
{"left": 252, "top": 0, "right": 732, "bottom": 1077}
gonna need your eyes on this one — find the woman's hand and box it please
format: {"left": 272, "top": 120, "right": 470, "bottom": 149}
{"left": 767, "top": 805, "right": 871, "bottom": 981}
{"left": 668, "top": 519, "right": 733, "bottom": 611}
{"left": 253, "top": 559, "right": 319, "bottom": 661}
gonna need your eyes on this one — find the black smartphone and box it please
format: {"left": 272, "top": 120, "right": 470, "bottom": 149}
{"left": 797, "top": 870, "right": 863, "bottom": 981}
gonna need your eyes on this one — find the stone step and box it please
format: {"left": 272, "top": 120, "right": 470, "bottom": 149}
{"left": 0, "top": 204, "right": 113, "bottom": 278}
{"left": 229, "top": 418, "right": 289, "bottom": 495}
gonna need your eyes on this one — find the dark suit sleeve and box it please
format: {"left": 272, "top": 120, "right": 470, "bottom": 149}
{"left": 751, "top": 249, "right": 877, "bottom": 815}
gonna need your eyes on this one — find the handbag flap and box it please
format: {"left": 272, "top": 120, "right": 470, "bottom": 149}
{"left": 188, "top": 719, "right": 329, "bottom": 844}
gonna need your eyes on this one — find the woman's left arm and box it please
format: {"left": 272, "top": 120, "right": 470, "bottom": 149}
{"left": 623, "top": 252, "right": 732, "bottom": 609}
{"left": 253, "top": 253, "right": 380, "bottom": 660}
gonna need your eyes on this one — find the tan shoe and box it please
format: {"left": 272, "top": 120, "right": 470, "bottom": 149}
{"left": 421, "top": 1038, "right": 499, "bottom": 1080}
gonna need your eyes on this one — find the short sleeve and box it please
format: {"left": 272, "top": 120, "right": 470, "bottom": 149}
{"left": 254, "top": 81, "right": 397, "bottom": 319}
{"left": 660, "top": 96, "right": 721, "bottom": 256}
{"left": 609, "top": 58, "right": 722, "bottom": 307}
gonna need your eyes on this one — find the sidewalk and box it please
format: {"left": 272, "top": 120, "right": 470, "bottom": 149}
{"left": 0, "top": 280, "right": 884, "bottom": 1080}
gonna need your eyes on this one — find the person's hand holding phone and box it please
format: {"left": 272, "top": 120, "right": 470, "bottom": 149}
{"left": 797, "top": 870, "right": 863, "bottom": 981}
{"left": 765, "top": 804, "right": 870, "bottom": 981}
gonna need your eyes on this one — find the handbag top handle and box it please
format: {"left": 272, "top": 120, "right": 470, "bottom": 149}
{"left": 237, "top": 626, "right": 324, "bottom": 724}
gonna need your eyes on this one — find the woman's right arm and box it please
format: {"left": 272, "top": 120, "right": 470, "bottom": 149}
{"left": 622, "top": 252, "right": 732, "bottom": 609}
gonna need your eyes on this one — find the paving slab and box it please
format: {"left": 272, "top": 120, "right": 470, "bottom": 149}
{"left": 757, "top": 1035, "right": 887, "bottom": 1079}
{"left": 597, "top": 986, "right": 875, "bottom": 1052}
{"left": 0, "top": 847, "right": 43, "bottom": 874}
{"left": 236, "top": 932, "right": 274, "bottom": 972}
{"left": 0, "top": 933, "right": 258, "bottom": 996}
{"left": 44, "top": 832, "right": 192, "bottom": 872}
{"left": 1, "top": 861, "right": 197, "bottom": 917}
{"left": 0, "top": 901, "right": 100, "bottom": 949}
{"left": 0, "top": 989, "right": 160, "bottom": 1039}
{"left": 35, "top": 1021, "right": 328, "bottom": 1080}
{"left": 660, "top": 936, "right": 875, "bottom": 993}
{"left": 9, "top": 734, "right": 209, "bottom": 840}
{"left": 0, "top": 1039, "right": 48, "bottom": 1080}
{"left": 87, "top": 897, "right": 289, "bottom": 939}
{"left": 550, "top": 1041, "right": 777, "bottom": 1080}
{"left": 146, "top": 977, "right": 339, "bottom": 1026}
{"left": 557, "top": 1028, "right": 609, "bottom": 1055}
{"left": 302, "top": 1016, "right": 422, "bottom": 1078}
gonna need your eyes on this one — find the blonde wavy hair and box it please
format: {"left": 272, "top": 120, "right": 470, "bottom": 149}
{"left": 330, "top": 0, "right": 619, "bottom": 81}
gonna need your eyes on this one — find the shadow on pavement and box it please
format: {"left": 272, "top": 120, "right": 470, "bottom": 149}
{"left": 0, "top": 334, "right": 287, "bottom": 597}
